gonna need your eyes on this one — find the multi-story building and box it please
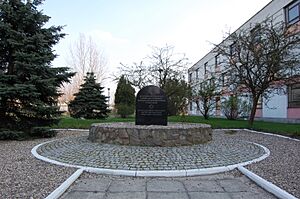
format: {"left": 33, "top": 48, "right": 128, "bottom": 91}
{"left": 188, "top": 0, "right": 300, "bottom": 122}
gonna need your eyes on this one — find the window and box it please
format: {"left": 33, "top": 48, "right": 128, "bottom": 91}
{"left": 204, "top": 62, "right": 208, "bottom": 74}
{"left": 285, "top": 0, "right": 300, "bottom": 25}
{"left": 288, "top": 83, "right": 300, "bottom": 107}
{"left": 196, "top": 68, "right": 199, "bottom": 79}
{"left": 189, "top": 73, "right": 192, "bottom": 82}
{"left": 230, "top": 42, "right": 237, "bottom": 56}
{"left": 209, "top": 78, "right": 215, "bottom": 87}
{"left": 250, "top": 24, "right": 262, "bottom": 44}
{"left": 215, "top": 54, "right": 219, "bottom": 67}
{"left": 200, "top": 82, "right": 203, "bottom": 90}
{"left": 221, "top": 73, "right": 225, "bottom": 87}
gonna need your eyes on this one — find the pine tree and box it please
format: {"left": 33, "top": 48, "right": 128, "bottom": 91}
{"left": 0, "top": 0, "right": 74, "bottom": 137}
{"left": 68, "top": 72, "right": 110, "bottom": 119}
{"left": 114, "top": 75, "right": 135, "bottom": 118}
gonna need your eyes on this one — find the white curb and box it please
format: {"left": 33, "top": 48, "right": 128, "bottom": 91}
{"left": 136, "top": 169, "right": 187, "bottom": 177}
{"left": 223, "top": 128, "right": 299, "bottom": 142}
{"left": 85, "top": 167, "right": 137, "bottom": 177}
{"left": 238, "top": 166, "right": 297, "bottom": 199}
{"left": 31, "top": 141, "right": 83, "bottom": 169}
{"left": 37, "top": 128, "right": 298, "bottom": 198}
{"left": 45, "top": 168, "right": 83, "bottom": 199}
{"left": 242, "top": 129, "right": 300, "bottom": 142}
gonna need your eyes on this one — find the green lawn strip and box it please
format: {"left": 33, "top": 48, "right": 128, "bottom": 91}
{"left": 250, "top": 121, "right": 300, "bottom": 137}
{"left": 54, "top": 116, "right": 300, "bottom": 137}
{"left": 169, "top": 116, "right": 300, "bottom": 137}
{"left": 168, "top": 116, "right": 249, "bottom": 129}
{"left": 53, "top": 116, "right": 135, "bottom": 129}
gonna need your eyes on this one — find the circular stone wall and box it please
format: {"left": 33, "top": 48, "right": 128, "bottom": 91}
{"left": 88, "top": 123, "right": 212, "bottom": 146}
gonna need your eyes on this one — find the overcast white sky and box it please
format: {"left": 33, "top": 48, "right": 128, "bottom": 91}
{"left": 41, "top": 0, "right": 271, "bottom": 95}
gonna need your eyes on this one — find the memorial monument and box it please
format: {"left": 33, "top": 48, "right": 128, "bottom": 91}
{"left": 135, "top": 85, "right": 167, "bottom": 125}
{"left": 89, "top": 85, "right": 212, "bottom": 146}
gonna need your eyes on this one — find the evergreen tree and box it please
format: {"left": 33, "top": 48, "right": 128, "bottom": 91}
{"left": 114, "top": 75, "right": 135, "bottom": 118}
{"left": 69, "top": 72, "right": 109, "bottom": 119}
{"left": 0, "top": 0, "right": 74, "bottom": 137}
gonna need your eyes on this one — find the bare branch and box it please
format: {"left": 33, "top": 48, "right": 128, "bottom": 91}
{"left": 214, "top": 17, "right": 300, "bottom": 125}
{"left": 116, "top": 44, "right": 189, "bottom": 89}
{"left": 59, "top": 33, "right": 107, "bottom": 104}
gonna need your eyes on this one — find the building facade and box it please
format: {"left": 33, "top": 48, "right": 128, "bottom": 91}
{"left": 188, "top": 0, "right": 300, "bottom": 122}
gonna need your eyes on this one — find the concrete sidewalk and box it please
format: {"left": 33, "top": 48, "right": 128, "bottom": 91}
{"left": 60, "top": 171, "right": 276, "bottom": 199}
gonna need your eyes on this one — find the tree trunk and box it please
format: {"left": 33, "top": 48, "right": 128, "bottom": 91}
{"left": 0, "top": 98, "right": 7, "bottom": 121}
{"left": 248, "top": 96, "right": 259, "bottom": 126}
{"left": 204, "top": 115, "right": 209, "bottom": 119}
{"left": 203, "top": 99, "right": 209, "bottom": 120}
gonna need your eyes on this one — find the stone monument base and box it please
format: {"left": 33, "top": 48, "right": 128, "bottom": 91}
{"left": 89, "top": 123, "right": 212, "bottom": 147}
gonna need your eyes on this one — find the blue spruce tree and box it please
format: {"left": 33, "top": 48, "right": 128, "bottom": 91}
{"left": 69, "top": 72, "right": 110, "bottom": 119}
{"left": 0, "top": 0, "right": 74, "bottom": 139}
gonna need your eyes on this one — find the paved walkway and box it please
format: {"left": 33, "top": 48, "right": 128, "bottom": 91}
{"left": 36, "top": 135, "right": 266, "bottom": 171}
{"left": 61, "top": 171, "right": 276, "bottom": 199}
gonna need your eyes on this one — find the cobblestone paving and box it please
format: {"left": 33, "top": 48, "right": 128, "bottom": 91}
{"left": 36, "top": 135, "right": 267, "bottom": 170}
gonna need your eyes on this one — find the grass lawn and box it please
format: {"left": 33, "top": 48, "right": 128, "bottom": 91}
{"left": 53, "top": 116, "right": 135, "bottom": 129}
{"left": 53, "top": 115, "right": 300, "bottom": 137}
{"left": 169, "top": 116, "right": 300, "bottom": 137}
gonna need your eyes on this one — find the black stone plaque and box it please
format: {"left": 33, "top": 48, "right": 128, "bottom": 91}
{"left": 135, "top": 85, "right": 167, "bottom": 125}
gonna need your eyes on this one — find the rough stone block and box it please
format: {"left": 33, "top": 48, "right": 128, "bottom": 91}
{"left": 88, "top": 123, "right": 212, "bottom": 147}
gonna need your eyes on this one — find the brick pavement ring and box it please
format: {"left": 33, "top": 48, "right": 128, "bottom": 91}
{"left": 33, "top": 135, "right": 269, "bottom": 176}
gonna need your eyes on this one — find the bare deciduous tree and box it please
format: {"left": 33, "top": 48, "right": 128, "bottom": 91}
{"left": 59, "top": 34, "right": 107, "bottom": 105}
{"left": 116, "top": 44, "right": 190, "bottom": 115}
{"left": 118, "top": 61, "right": 150, "bottom": 89}
{"left": 117, "top": 44, "right": 189, "bottom": 89}
{"left": 193, "top": 78, "right": 219, "bottom": 119}
{"left": 215, "top": 18, "right": 300, "bottom": 125}
{"left": 147, "top": 45, "right": 189, "bottom": 89}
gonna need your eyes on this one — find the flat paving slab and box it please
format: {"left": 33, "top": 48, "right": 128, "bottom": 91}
{"left": 60, "top": 170, "right": 277, "bottom": 199}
